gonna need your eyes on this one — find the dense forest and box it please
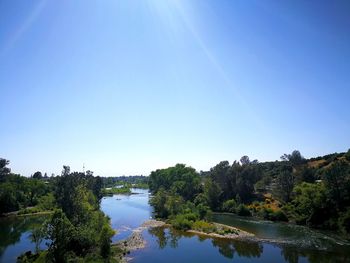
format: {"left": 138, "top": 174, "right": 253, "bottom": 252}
{"left": 149, "top": 150, "right": 350, "bottom": 238}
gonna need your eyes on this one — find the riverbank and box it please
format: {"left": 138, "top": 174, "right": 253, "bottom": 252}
{"left": 187, "top": 222, "right": 254, "bottom": 239}
{"left": 1, "top": 210, "right": 53, "bottom": 218}
{"left": 114, "top": 218, "right": 256, "bottom": 262}
{"left": 113, "top": 220, "right": 166, "bottom": 262}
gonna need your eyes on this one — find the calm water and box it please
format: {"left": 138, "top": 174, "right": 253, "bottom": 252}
{"left": 0, "top": 215, "right": 48, "bottom": 263}
{"left": 1, "top": 189, "right": 350, "bottom": 263}
{"left": 102, "top": 189, "right": 350, "bottom": 263}
{"left": 101, "top": 188, "right": 152, "bottom": 241}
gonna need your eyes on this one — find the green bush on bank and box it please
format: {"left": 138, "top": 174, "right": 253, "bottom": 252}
{"left": 102, "top": 187, "right": 132, "bottom": 196}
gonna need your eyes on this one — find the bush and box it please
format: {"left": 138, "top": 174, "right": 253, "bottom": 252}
{"left": 171, "top": 213, "right": 199, "bottom": 230}
{"left": 222, "top": 199, "right": 237, "bottom": 213}
{"left": 272, "top": 210, "right": 288, "bottom": 222}
{"left": 192, "top": 220, "right": 216, "bottom": 233}
{"left": 18, "top": 207, "right": 41, "bottom": 215}
{"left": 37, "top": 193, "right": 56, "bottom": 211}
{"left": 236, "top": 204, "right": 251, "bottom": 216}
{"left": 171, "top": 215, "right": 193, "bottom": 230}
{"left": 196, "top": 204, "right": 211, "bottom": 220}
{"left": 258, "top": 207, "right": 288, "bottom": 222}
{"left": 100, "top": 224, "right": 114, "bottom": 258}
{"left": 338, "top": 209, "right": 350, "bottom": 237}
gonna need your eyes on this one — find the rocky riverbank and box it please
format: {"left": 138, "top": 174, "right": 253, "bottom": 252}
{"left": 187, "top": 222, "right": 254, "bottom": 240}
{"left": 114, "top": 220, "right": 166, "bottom": 261}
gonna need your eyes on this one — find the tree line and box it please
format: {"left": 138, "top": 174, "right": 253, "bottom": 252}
{"left": 149, "top": 149, "right": 350, "bottom": 238}
{"left": 0, "top": 159, "right": 116, "bottom": 262}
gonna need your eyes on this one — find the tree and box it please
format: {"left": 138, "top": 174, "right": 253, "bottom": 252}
{"left": 274, "top": 170, "right": 294, "bottom": 203}
{"left": 203, "top": 178, "right": 222, "bottom": 210}
{"left": 0, "top": 158, "right": 11, "bottom": 182}
{"left": 32, "top": 171, "right": 42, "bottom": 179}
{"left": 46, "top": 210, "right": 75, "bottom": 262}
{"left": 288, "top": 182, "right": 328, "bottom": 226}
{"left": 149, "top": 164, "right": 200, "bottom": 201}
{"left": 150, "top": 188, "right": 168, "bottom": 218}
{"left": 99, "top": 225, "right": 114, "bottom": 258}
{"left": 240, "top": 156, "right": 250, "bottom": 166}
{"left": 30, "top": 227, "right": 45, "bottom": 253}
{"left": 345, "top": 149, "right": 350, "bottom": 162}
{"left": 280, "top": 150, "right": 306, "bottom": 167}
{"left": 322, "top": 160, "right": 350, "bottom": 208}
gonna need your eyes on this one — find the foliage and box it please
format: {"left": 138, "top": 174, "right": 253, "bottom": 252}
{"left": 149, "top": 164, "right": 201, "bottom": 201}
{"left": 236, "top": 204, "right": 251, "bottom": 216}
{"left": 171, "top": 213, "right": 198, "bottom": 230}
{"left": 203, "top": 178, "right": 222, "bottom": 210}
{"left": 273, "top": 170, "right": 294, "bottom": 203}
{"left": 102, "top": 186, "right": 132, "bottom": 196}
{"left": 46, "top": 210, "right": 75, "bottom": 262}
{"left": 0, "top": 172, "right": 50, "bottom": 214}
{"left": 285, "top": 182, "right": 329, "bottom": 226}
{"left": 29, "top": 226, "right": 46, "bottom": 253}
{"left": 192, "top": 220, "right": 216, "bottom": 233}
{"left": 280, "top": 150, "right": 306, "bottom": 166}
{"left": 222, "top": 199, "right": 237, "bottom": 213}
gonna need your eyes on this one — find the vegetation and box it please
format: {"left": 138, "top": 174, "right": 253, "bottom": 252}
{"left": 0, "top": 160, "right": 52, "bottom": 215}
{"left": 1, "top": 148, "right": 350, "bottom": 262}
{"left": 148, "top": 149, "right": 350, "bottom": 239}
{"left": 101, "top": 176, "right": 148, "bottom": 188}
{"left": 0, "top": 159, "right": 117, "bottom": 262}
{"left": 102, "top": 186, "right": 132, "bottom": 196}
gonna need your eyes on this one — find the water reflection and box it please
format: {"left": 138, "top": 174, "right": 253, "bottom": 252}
{"left": 148, "top": 226, "right": 264, "bottom": 260}
{"left": 146, "top": 226, "right": 350, "bottom": 263}
{"left": 0, "top": 216, "right": 47, "bottom": 263}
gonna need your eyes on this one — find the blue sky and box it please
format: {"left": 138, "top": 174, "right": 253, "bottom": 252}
{"left": 1, "top": 0, "right": 349, "bottom": 177}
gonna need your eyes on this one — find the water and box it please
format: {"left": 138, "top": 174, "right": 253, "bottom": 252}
{"left": 101, "top": 188, "right": 152, "bottom": 241}
{"left": 0, "top": 215, "right": 48, "bottom": 263}
{"left": 101, "top": 189, "right": 350, "bottom": 263}
{"left": 1, "top": 190, "right": 349, "bottom": 263}
{"left": 212, "top": 213, "right": 350, "bottom": 250}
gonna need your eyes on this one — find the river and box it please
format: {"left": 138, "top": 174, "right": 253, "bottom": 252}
{"left": 1, "top": 189, "right": 349, "bottom": 263}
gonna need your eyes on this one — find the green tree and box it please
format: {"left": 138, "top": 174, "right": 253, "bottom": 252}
{"left": 32, "top": 171, "right": 42, "bottom": 179}
{"left": 203, "top": 178, "right": 222, "bottom": 210}
{"left": 150, "top": 188, "right": 168, "bottom": 218}
{"left": 280, "top": 150, "right": 306, "bottom": 167}
{"left": 30, "top": 226, "right": 45, "bottom": 253}
{"left": 0, "top": 158, "right": 11, "bottom": 182}
{"left": 274, "top": 170, "right": 294, "bottom": 203}
{"left": 46, "top": 210, "right": 75, "bottom": 262}
{"left": 99, "top": 224, "right": 114, "bottom": 258}
{"left": 288, "top": 182, "right": 328, "bottom": 226}
{"left": 322, "top": 160, "right": 350, "bottom": 208}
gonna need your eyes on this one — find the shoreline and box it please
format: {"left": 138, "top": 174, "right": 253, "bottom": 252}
{"left": 114, "top": 219, "right": 256, "bottom": 262}
{"left": 187, "top": 222, "right": 254, "bottom": 240}
{"left": 1, "top": 210, "right": 53, "bottom": 218}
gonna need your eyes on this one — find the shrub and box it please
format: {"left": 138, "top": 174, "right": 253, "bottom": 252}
{"left": 18, "top": 207, "right": 41, "bottom": 215}
{"left": 192, "top": 220, "right": 216, "bottom": 233}
{"left": 171, "top": 215, "right": 193, "bottom": 230}
{"left": 272, "top": 210, "right": 288, "bottom": 222}
{"left": 222, "top": 199, "right": 237, "bottom": 213}
{"left": 236, "top": 204, "right": 251, "bottom": 216}
{"left": 338, "top": 209, "right": 350, "bottom": 236}
{"left": 37, "top": 193, "right": 56, "bottom": 211}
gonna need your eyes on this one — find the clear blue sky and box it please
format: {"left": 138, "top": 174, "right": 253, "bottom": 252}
{"left": 1, "top": 0, "right": 349, "bottom": 177}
